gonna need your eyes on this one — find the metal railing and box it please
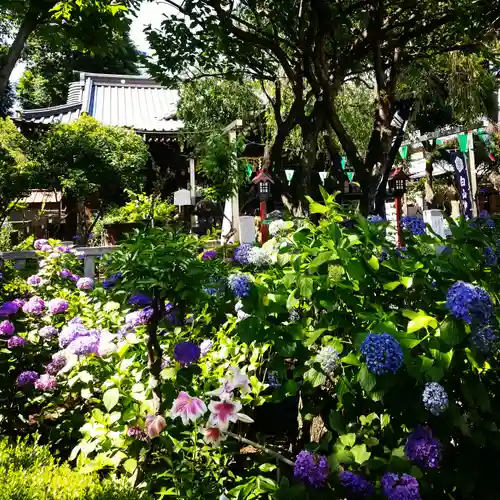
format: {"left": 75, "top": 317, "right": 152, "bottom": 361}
{"left": 0, "top": 246, "right": 117, "bottom": 278}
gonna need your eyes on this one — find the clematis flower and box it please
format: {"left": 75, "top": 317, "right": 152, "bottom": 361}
{"left": 201, "top": 424, "right": 227, "bottom": 447}
{"left": 170, "top": 391, "right": 207, "bottom": 425}
{"left": 145, "top": 414, "right": 167, "bottom": 438}
{"left": 209, "top": 366, "right": 251, "bottom": 398}
{"left": 208, "top": 397, "right": 254, "bottom": 430}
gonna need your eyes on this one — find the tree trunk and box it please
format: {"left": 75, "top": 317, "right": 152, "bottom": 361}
{"left": 0, "top": 10, "right": 40, "bottom": 99}
{"left": 424, "top": 159, "right": 434, "bottom": 209}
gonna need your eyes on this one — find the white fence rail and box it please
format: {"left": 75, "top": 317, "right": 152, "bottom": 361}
{"left": 0, "top": 246, "right": 118, "bottom": 278}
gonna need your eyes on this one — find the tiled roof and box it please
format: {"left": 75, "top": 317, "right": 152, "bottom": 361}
{"left": 19, "top": 72, "right": 182, "bottom": 134}
{"left": 20, "top": 190, "right": 62, "bottom": 204}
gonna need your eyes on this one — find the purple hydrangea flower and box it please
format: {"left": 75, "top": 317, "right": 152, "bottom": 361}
{"left": 35, "top": 374, "right": 57, "bottom": 391}
{"left": 161, "top": 356, "right": 171, "bottom": 369}
{"left": 69, "top": 316, "right": 83, "bottom": 324}
{"left": 46, "top": 353, "right": 67, "bottom": 375}
{"left": 422, "top": 382, "right": 448, "bottom": 416}
{"left": 360, "top": 333, "right": 403, "bottom": 376}
{"left": 445, "top": 281, "right": 492, "bottom": 325}
{"left": 22, "top": 297, "right": 45, "bottom": 315}
{"left": 40, "top": 244, "right": 52, "bottom": 253}
{"left": 174, "top": 341, "right": 201, "bottom": 366}
{"left": 367, "top": 215, "right": 385, "bottom": 224}
{"left": 27, "top": 275, "right": 42, "bottom": 286}
{"left": 228, "top": 274, "right": 251, "bottom": 299}
{"left": 102, "top": 273, "right": 122, "bottom": 289}
{"left": 39, "top": 325, "right": 58, "bottom": 338}
{"left": 17, "top": 370, "right": 39, "bottom": 387}
{"left": 70, "top": 274, "right": 80, "bottom": 282}
{"left": 12, "top": 298, "right": 25, "bottom": 309}
{"left": 484, "top": 247, "right": 497, "bottom": 266}
{"left": 233, "top": 244, "right": 253, "bottom": 265}
{"left": 202, "top": 250, "right": 217, "bottom": 261}
{"left": 293, "top": 450, "right": 329, "bottom": 488}
{"left": 0, "top": 320, "right": 15, "bottom": 336}
{"left": 381, "top": 473, "right": 421, "bottom": 500}
{"left": 165, "top": 303, "right": 178, "bottom": 325}
{"left": 401, "top": 216, "right": 426, "bottom": 236}
{"left": 480, "top": 210, "right": 489, "bottom": 218}
{"left": 405, "top": 425, "right": 441, "bottom": 468}
{"left": 34, "top": 239, "right": 49, "bottom": 250}
{"left": 200, "top": 339, "right": 213, "bottom": 357}
{"left": 55, "top": 245, "right": 71, "bottom": 253}
{"left": 0, "top": 301, "right": 20, "bottom": 317}
{"left": 67, "top": 335, "right": 99, "bottom": 356}
{"left": 129, "top": 293, "right": 152, "bottom": 307}
{"left": 471, "top": 325, "right": 497, "bottom": 353}
{"left": 204, "top": 287, "right": 217, "bottom": 296}
{"left": 127, "top": 425, "right": 149, "bottom": 441}
{"left": 8, "top": 336, "right": 26, "bottom": 348}
{"left": 48, "top": 298, "right": 69, "bottom": 315}
{"left": 60, "top": 268, "right": 72, "bottom": 278}
{"left": 76, "top": 277, "right": 94, "bottom": 290}
{"left": 339, "top": 471, "right": 374, "bottom": 497}
{"left": 59, "top": 323, "right": 89, "bottom": 348}
{"left": 125, "top": 307, "right": 153, "bottom": 327}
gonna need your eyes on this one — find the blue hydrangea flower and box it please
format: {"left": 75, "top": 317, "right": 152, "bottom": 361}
{"left": 316, "top": 346, "right": 340, "bottom": 375}
{"left": 17, "top": 370, "right": 39, "bottom": 387}
{"left": 59, "top": 323, "right": 89, "bottom": 348}
{"left": 394, "top": 247, "right": 407, "bottom": 259}
{"left": 174, "top": 341, "right": 201, "bottom": 366}
{"left": 486, "top": 218, "right": 495, "bottom": 228}
{"left": 128, "top": 293, "right": 152, "bottom": 307}
{"left": 68, "top": 335, "right": 99, "bottom": 356}
{"left": 125, "top": 307, "right": 153, "bottom": 327}
{"left": 233, "top": 244, "right": 253, "bottom": 265}
{"left": 293, "top": 450, "right": 329, "bottom": 488}
{"left": 360, "top": 333, "right": 403, "bottom": 376}
{"left": 379, "top": 250, "right": 389, "bottom": 262}
{"left": 204, "top": 287, "right": 217, "bottom": 296}
{"left": 367, "top": 215, "right": 385, "bottom": 224}
{"left": 267, "top": 371, "right": 281, "bottom": 389}
{"left": 422, "top": 382, "right": 448, "bottom": 416}
{"left": 381, "top": 473, "right": 420, "bottom": 500}
{"left": 471, "top": 325, "right": 497, "bottom": 354}
{"left": 405, "top": 425, "right": 441, "bottom": 468}
{"left": 102, "top": 273, "right": 122, "bottom": 289}
{"left": 445, "top": 281, "right": 492, "bottom": 325}
{"left": 484, "top": 247, "right": 497, "bottom": 266}
{"left": 164, "top": 303, "right": 178, "bottom": 325}
{"left": 202, "top": 250, "right": 217, "bottom": 260}
{"left": 339, "top": 471, "right": 374, "bottom": 498}
{"left": 39, "top": 325, "right": 58, "bottom": 339}
{"left": 228, "top": 275, "right": 251, "bottom": 299}
{"left": 401, "top": 216, "right": 426, "bottom": 236}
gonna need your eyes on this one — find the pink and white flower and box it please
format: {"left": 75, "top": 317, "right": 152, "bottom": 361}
{"left": 209, "top": 365, "right": 251, "bottom": 398}
{"left": 208, "top": 398, "right": 254, "bottom": 430}
{"left": 201, "top": 424, "right": 227, "bottom": 447}
{"left": 170, "top": 391, "right": 207, "bottom": 425}
{"left": 145, "top": 414, "right": 167, "bottom": 438}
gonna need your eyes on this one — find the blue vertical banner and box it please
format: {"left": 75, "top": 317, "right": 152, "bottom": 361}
{"left": 448, "top": 151, "right": 473, "bottom": 219}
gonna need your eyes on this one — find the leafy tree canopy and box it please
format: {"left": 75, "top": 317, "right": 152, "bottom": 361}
{"left": 0, "top": 117, "right": 39, "bottom": 219}
{"left": 35, "top": 114, "right": 150, "bottom": 206}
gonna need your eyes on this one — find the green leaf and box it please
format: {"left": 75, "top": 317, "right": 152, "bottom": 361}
{"left": 123, "top": 458, "right": 137, "bottom": 474}
{"left": 339, "top": 433, "right": 356, "bottom": 447}
{"left": 341, "top": 353, "right": 360, "bottom": 365}
{"left": 346, "top": 261, "right": 365, "bottom": 281}
{"left": 310, "top": 251, "right": 335, "bottom": 270}
{"left": 440, "top": 318, "right": 466, "bottom": 346}
{"left": 305, "top": 328, "right": 326, "bottom": 346}
{"left": 407, "top": 314, "right": 438, "bottom": 333}
{"left": 259, "top": 463, "right": 277, "bottom": 472}
{"left": 358, "top": 365, "right": 376, "bottom": 392}
{"left": 329, "top": 410, "right": 345, "bottom": 433}
{"left": 309, "top": 201, "right": 328, "bottom": 214}
{"left": 351, "top": 444, "right": 371, "bottom": 464}
{"left": 383, "top": 281, "right": 401, "bottom": 291}
{"left": 298, "top": 277, "right": 314, "bottom": 298}
{"left": 400, "top": 276, "right": 414, "bottom": 288}
{"left": 103, "top": 388, "right": 120, "bottom": 412}
{"left": 366, "top": 255, "right": 379, "bottom": 271}
{"left": 304, "top": 368, "right": 326, "bottom": 388}
{"left": 287, "top": 291, "right": 300, "bottom": 310}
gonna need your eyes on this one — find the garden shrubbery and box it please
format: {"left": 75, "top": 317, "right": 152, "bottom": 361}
{"left": 2, "top": 195, "right": 500, "bottom": 499}
{"left": 0, "top": 437, "right": 142, "bottom": 500}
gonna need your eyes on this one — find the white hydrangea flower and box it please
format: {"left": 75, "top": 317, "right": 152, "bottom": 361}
{"left": 316, "top": 346, "right": 340, "bottom": 375}
{"left": 237, "top": 309, "right": 251, "bottom": 321}
{"left": 248, "top": 246, "right": 271, "bottom": 267}
{"left": 269, "top": 219, "right": 287, "bottom": 236}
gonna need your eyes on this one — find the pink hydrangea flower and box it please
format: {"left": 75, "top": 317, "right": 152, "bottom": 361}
{"left": 0, "top": 320, "right": 15, "bottom": 336}
{"left": 35, "top": 374, "right": 57, "bottom": 391}
{"left": 48, "top": 298, "right": 69, "bottom": 315}
{"left": 170, "top": 391, "right": 207, "bottom": 425}
{"left": 145, "top": 415, "right": 167, "bottom": 438}
{"left": 208, "top": 398, "right": 253, "bottom": 430}
{"left": 34, "top": 239, "right": 48, "bottom": 250}
{"left": 40, "top": 244, "right": 52, "bottom": 252}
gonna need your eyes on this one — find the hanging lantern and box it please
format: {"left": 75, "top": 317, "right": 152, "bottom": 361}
{"left": 252, "top": 170, "right": 274, "bottom": 201}
{"left": 388, "top": 167, "right": 410, "bottom": 197}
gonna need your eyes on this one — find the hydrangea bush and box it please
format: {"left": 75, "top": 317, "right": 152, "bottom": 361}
{"left": 2, "top": 201, "right": 500, "bottom": 498}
